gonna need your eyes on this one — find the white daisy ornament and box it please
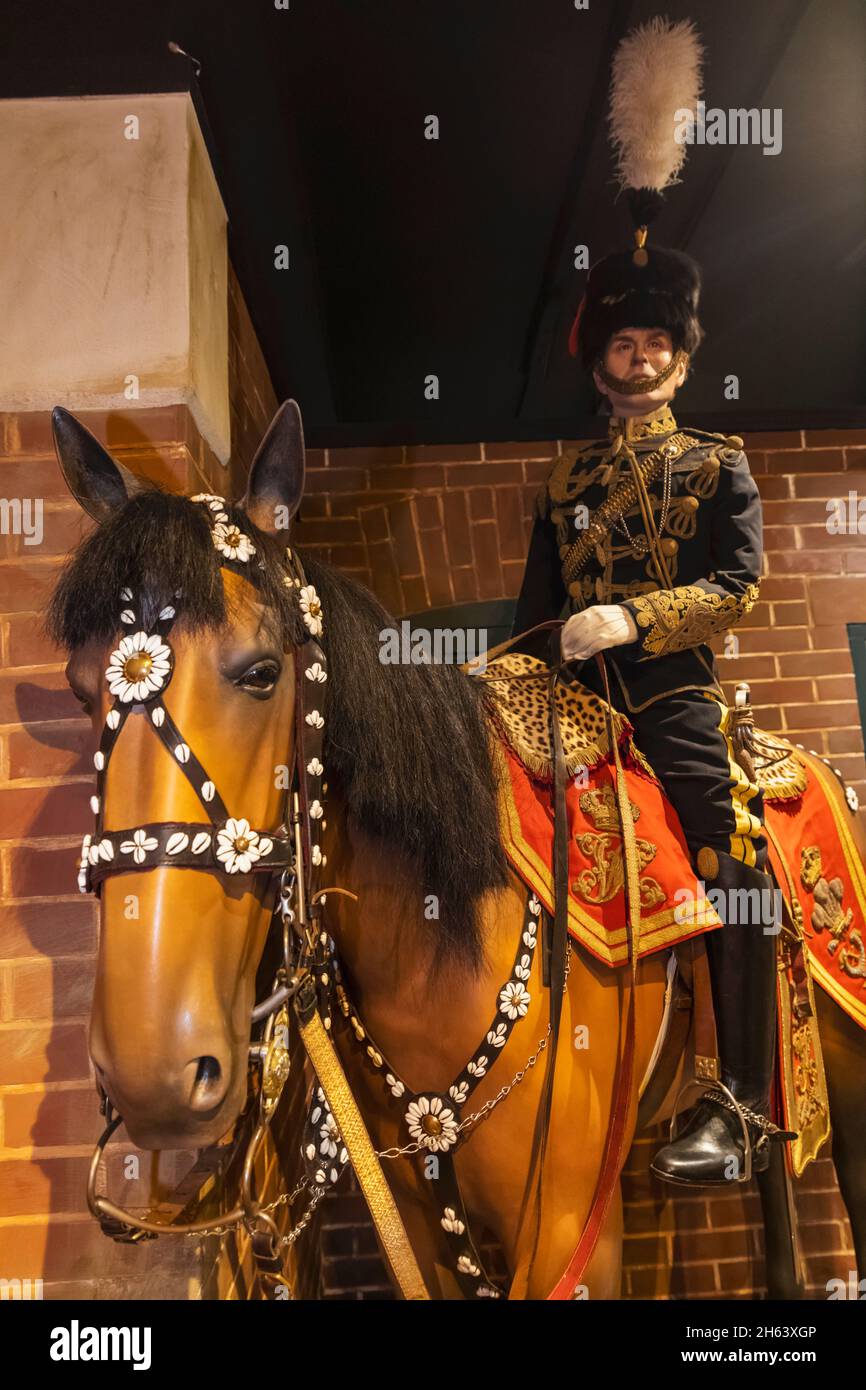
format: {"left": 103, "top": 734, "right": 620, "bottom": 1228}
{"left": 216, "top": 818, "right": 262, "bottom": 874}
{"left": 299, "top": 585, "right": 323, "bottom": 637}
{"left": 106, "top": 632, "right": 172, "bottom": 703}
{"left": 212, "top": 521, "right": 256, "bottom": 562}
{"left": 405, "top": 1095, "right": 459, "bottom": 1153}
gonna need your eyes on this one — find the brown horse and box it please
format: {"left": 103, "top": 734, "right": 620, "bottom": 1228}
{"left": 49, "top": 400, "right": 866, "bottom": 1299}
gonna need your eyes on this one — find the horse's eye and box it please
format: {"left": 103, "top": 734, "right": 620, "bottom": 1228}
{"left": 237, "top": 661, "right": 281, "bottom": 695}
{"left": 71, "top": 688, "right": 93, "bottom": 715}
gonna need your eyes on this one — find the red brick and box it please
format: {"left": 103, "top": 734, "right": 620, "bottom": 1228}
{"left": 413, "top": 494, "right": 441, "bottom": 530}
{"left": 328, "top": 446, "right": 404, "bottom": 469}
{"left": 305, "top": 467, "right": 369, "bottom": 494}
{"left": 733, "top": 627, "right": 809, "bottom": 655}
{"left": 483, "top": 440, "right": 556, "bottom": 461}
{"left": 827, "top": 728, "right": 866, "bottom": 755}
{"left": 7, "top": 843, "right": 81, "bottom": 898}
{"left": 762, "top": 500, "right": 834, "bottom": 527}
{"left": 364, "top": 542, "right": 403, "bottom": 615}
{"left": 371, "top": 464, "right": 445, "bottom": 492}
{"left": 281, "top": 517, "right": 360, "bottom": 546}
{"left": 0, "top": 1021, "right": 89, "bottom": 1084}
{"left": 405, "top": 443, "right": 481, "bottom": 464}
{"left": 451, "top": 567, "right": 479, "bottom": 603}
{"left": 467, "top": 488, "right": 494, "bottom": 521}
{"left": 773, "top": 449, "right": 847, "bottom": 473}
{"left": 804, "top": 429, "right": 866, "bottom": 449}
{"left": 755, "top": 475, "right": 793, "bottom": 500}
{"left": 768, "top": 550, "right": 844, "bottom": 575}
{"left": 672, "top": 1225, "right": 763, "bottom": 1262}
{"left": 0, "top": 1155, "right": 94, "bottom": 1218}
{"left": 471, "top": 522, "right": 504, "bottom": 601}
{"left": 0, "top": 458, "right": 84, "bottom": 501}
{"left": 747, "top": 678, "right": 813, "bottom": 707}
{"left": 0, "top": 1213, "right": 199, "bottom": 1278}
{"left": 328, "top": 491, "right": 375, "bottom": 518}
{"left": 6, "top": 721, "right": 93, "bottom": 779}
{"left": 4, "top": 615, "right": 67, "bottom": 668}
{"left": 794, "top": 473, "right": 866, "bottom": 499}
{"left": 446, "top": 460, "right": 522, "bottom": 488}
{"left": 782, "top": 701, "right": 859, "bottom": 730}
{"left": 388, "top": 497, "right": 423, "bottom": 577}
{"left": 0, "top": 562, "right": 63, "bottom": 615}
{"left": 398, "top": 576, "right": 429, "bottom": 615}
{"left": 6, "top": 956, "right": 94, "bottom": 1021}
{"left": 442, "top": 492, "right": 472, "bottom": 568}
{"left": 769, "top": 601, "right": 809, "bottom": 627}
{"left": 809, "top": 575, "right": 866, "bottom": 615}
{"left": 501, "top": 559, "right": 525, "bottom": 595}
{"left": 417, "top": 528, "right": 453, "bottom": 607}
{"left": 0, "top": 507, "right": 92, "bottom": 561}
{"left": 777, "top": 651, "right": 851, "bottom": 679}
{"left": 0, "top": 898, "right": 97, "bottom": 958}
{"left": 799, "top": 1221, "right": 851, "bottom": 1257}
{"left": 816, "top": 674, "right": 857, "bottom": 701}
{"left": 0, "top": 784, "right": 91, "bottom": 841}
{"left": 524, "top": 459, "right": 553, "bottom": 485}
{"left": 740, "top": 431, "right": 803, "bottom": 452}
{"left": 495, "top": 487, "right": 527, "bottom": 563}
{"left": 357, "top": 504, "right": 389, "bottom": 546}
{"left": 325, "top": 542, "right": 368, "bottom": 569}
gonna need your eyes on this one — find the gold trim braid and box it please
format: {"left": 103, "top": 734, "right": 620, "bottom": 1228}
{"left": 559, "top": 432, "right": 699, "bottom": 585}
{"left": 627, "top": 581, "right": 760, "bottom": 657}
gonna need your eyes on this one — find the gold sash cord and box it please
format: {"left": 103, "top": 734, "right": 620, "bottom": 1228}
{"left": 294, "top": 977, "right": 430, "bottom": 1300}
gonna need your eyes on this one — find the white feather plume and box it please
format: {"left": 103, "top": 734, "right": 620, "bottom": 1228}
{"left": 608, "top": 16, "right": 703, "bottom": 192}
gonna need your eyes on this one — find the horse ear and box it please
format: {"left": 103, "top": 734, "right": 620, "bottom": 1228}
{"left": 51, "top": 407, "right": 139, "bottom": 524}
{"left": 241, "top": 399, "right": 306, "bottom": 536}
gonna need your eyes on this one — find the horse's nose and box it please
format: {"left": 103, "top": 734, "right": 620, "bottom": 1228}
{"left": 183, "top": 1053, "right": 231, "bottom": 1113}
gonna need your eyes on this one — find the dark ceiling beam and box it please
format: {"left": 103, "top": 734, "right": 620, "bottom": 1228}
{"left": 675, "top": 0, "right": 814, "bottom": 252}
{"left": 515, "top": 0, "right": 634, "bottom": 418}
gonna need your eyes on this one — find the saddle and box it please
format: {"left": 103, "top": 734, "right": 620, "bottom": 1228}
{"left": 484, "top": 651, "right": 810, "bottom": 804}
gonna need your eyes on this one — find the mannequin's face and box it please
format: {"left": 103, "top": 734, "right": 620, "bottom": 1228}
{"left": 592, "top": 326, "right": 686, "bottom": 417}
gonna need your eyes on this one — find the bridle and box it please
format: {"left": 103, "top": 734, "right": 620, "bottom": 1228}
{"left": 80, "top": 494, "right": 337, "bottom": 1291}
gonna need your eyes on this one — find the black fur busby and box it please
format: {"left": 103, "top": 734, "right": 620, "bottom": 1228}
{"left": 571, "top": 242, "right": 704, "bottom": 373}
{"left": 568, "top": 17, "right": 706, "bottom": 374}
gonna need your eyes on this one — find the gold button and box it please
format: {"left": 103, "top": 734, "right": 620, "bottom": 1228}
{"left": 696, "top": 846, "right": 719, "bottom": 881}
{"left": 660, "top": 538, "right": 679, "bottom": 556}
{"left": 682, "top": 496, "right": 699, "bottom": 511}
{"left": 568, "top": 581, "right": 584, "bottom": 598}
{"left": 725, "top": 434, "right": 744, "bottom": 449}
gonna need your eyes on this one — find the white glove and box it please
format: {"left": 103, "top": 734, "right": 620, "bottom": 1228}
{"left": 561, "top": 605, "right": 638, "bottom": 662}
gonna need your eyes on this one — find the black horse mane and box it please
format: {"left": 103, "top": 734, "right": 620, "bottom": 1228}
{"left": 46, "top": 487, "right": 507, "bottom": 967}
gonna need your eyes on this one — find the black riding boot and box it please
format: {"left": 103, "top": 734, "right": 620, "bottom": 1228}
{"left": 651, "top": 850, "right": 788, "bottom": 1187}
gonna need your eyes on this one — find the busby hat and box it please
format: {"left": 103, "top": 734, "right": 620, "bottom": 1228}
{"left": 569, "top": 18, "right": 705, "bottom": 375}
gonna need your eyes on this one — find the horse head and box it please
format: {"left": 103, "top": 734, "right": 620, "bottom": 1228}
{"left": 50, "top": 401, "right": 313, "bottom": 1151}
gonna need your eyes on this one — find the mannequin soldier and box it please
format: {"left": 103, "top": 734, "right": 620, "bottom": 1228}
{"left": 511, "top": 233, "right": 789, "bottom": 1186}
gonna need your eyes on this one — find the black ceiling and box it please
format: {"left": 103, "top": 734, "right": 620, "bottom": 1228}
{"left": 3, "top": 0, "right": 865, "bottom": 444}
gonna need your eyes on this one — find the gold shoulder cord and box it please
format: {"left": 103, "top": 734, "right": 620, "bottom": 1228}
{"left": 560, "top": 433, "right": 698, "bottom": 588}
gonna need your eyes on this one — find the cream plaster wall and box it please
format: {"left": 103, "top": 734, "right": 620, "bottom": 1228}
{"left": 0, "top": 92, "right": 230, "bottom": 461}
